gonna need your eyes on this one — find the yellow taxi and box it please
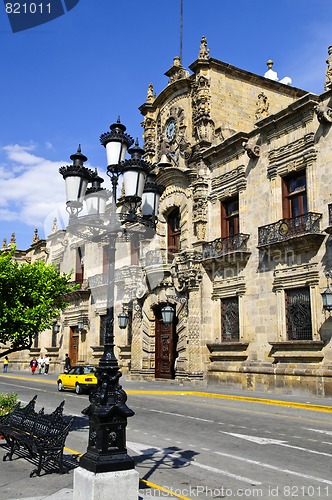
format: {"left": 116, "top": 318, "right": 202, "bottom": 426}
{"left": 57, "top": 365, "right": 98, "bottom": 394}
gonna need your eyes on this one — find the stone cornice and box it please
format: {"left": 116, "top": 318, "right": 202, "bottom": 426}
{"left": 210, "top": 165, "right": 246, "bottom": 201}
{"left": 202, "top": 131, "right": 248, "bottom": 168}
{"left": 273, "top": 263, "right": 319, "bottom": 290}
{"left": 256, "top": 93, "right": 320, "bottom": 141}
{"left": 190, "top": 58, "right": 307, "bottom": 99}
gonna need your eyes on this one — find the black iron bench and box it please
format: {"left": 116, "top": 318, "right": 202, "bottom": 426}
{"left": 0, "top": 395, "right": 75, "bottom": 477}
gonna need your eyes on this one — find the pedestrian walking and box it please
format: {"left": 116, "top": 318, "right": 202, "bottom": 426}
{"left": 3, "top": 356, "right": 9, "bottom": 373}
{"left": 37, "top": 354, "right": 45, "bottom": 374}
{"left": 44, "top": 356, "right": 50, "bottom": 374}
{"left": 30, "top": 357, "right": 38, "bottom": 374}
{"left": 64, "top": 353, "right": 71, "bottom": 373}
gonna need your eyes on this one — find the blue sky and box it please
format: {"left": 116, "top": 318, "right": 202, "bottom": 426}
{"left": 1, "top": 0, "right": 332, "bottom": 249}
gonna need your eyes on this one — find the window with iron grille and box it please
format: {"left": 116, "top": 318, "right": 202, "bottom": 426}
{"left": 221, "top": 297, "right": 239, "bottom": 341}
{"left": 99, "top": 314, "right": 107, "bottom": 346}
{"left": 285, "top": 287, "right": 312, "bottom": 340}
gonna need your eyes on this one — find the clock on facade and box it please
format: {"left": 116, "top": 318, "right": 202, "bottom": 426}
{"left": 165, "top": 118, "right": 176, "bottom": 141}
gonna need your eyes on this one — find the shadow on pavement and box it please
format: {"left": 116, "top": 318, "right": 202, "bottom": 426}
{"left": 134, "top": 445, "right": 199, "bottom": 487}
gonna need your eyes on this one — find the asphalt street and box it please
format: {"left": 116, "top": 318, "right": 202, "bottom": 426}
{"left": 0, "top": 371, "right": 331, "bottom": 500}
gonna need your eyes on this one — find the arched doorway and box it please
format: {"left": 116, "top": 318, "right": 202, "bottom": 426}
{"left": 154, "top": 305, "right": 178, "bottom": 379}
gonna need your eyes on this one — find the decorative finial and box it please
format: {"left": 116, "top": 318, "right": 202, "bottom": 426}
{"left": 325, "top": 45, "right": 332, "bottom": 91}
{"left": 32, "top": 228, "right": 39, "bottom": 244}
{"left": 146, "top": 83, "right": 156, "bottom": 104}
{"left": 198, "top": 36, "right": 210, "bottom": 60}
{"left": 2, "top": 238, "right": 7, "bottom": 250}
{"left": 264, "top": 59, "right": 278, "bottom": 81}
{"left": 10, "top": 232, "right": 16, "bottom": 244}
{"left": 173, "top": 56, "right": 181, "bottom": 67}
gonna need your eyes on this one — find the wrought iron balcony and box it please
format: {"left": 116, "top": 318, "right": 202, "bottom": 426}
{"left": 202, "top": 234, "right": 250, "bottom": 260}
{"left": 201, "top": 234, "right": 250, "bottom": 272}
{"left": 258, "top": 212, "right": 323, "bottom": 248}
{"left": 325, "top": 203, "right": 332, "bottom": 234}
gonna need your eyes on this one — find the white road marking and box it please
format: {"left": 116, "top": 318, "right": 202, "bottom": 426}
{"left": 149, "top": 409, "right": 214, "bottom": 423}
{"left": 127, "top": 441, "right": 261, "bottom": 485}
{"left": 215, "top": 450, "right": 332, "bottom": 485}
{"left": 221, "top": 431, "right": 332, "bottom": 458}
{"left": 306, "top": 428, "right": 332, "bottom": 436}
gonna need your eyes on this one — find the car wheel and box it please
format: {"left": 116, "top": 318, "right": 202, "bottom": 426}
{"left": 75, "top": 383, "right": 82, "bottom": 395}
{"left": 58, "top": 380, "right": 63, "bottom": 392}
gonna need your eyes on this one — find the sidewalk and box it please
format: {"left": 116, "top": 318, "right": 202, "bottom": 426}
{"left": 1, "top": 371, "right": 332, "bottom": 500}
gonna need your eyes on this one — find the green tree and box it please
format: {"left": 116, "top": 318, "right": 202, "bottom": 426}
{"left": 0, "top": 248, "right": 76, "bottom": 357}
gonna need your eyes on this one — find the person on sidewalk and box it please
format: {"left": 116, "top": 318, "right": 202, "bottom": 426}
{"left": 3, "top": 356, "right": 9, "bottom": 373}
{"left": 64, "top": 353, "right": 71, "bottom": 373}
{"left": 37, "top": 354, "right": 45, "bottom": 374}
{"left": 30, "top": 357, "right": 38, "bottom": 374}
{"left": 44, "top": 356, "right": 50, "bottom": 374}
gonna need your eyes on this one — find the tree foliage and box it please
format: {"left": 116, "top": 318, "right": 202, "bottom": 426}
{"left": 0, "top": 248, "right": 76, "bottom": 357}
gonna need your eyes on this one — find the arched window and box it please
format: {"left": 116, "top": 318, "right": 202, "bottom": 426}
{"left": 167, "top": 208, "right": 181, "bottom": 262}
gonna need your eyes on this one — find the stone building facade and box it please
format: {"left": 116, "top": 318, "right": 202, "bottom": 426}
{"left": 4, "top": 39, "right": 332, "bottom": 396}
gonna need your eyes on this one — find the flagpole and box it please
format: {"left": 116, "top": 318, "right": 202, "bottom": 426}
{"left": 180, "top": 0, "right": 183, "bottom": 64}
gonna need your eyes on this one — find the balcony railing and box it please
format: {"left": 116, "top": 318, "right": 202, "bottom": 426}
{"left": 202, "top": 234, "right": 250, "bottom": 260}
{"left": 144, "top": 249, "right": 168, "bottom": 266}
{"left": 88, "top": 273, "right": 108, "bottom": 288}
{"left": 258, "top": 212, "right": 322, "bottom": 246}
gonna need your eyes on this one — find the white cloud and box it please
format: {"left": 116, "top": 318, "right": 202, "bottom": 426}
{"left": 0, "top": 144, "right": 67, "bottom": 235}
{"left": 0, "top": 144, "right": 105, "bottom": 245}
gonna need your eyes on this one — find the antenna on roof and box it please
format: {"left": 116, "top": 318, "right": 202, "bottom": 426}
{"left": 180, "top": 0, "right": 183, "bottom": 64}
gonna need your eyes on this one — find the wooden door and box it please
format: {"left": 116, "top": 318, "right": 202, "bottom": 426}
{"left": 69, "top": 327, "right": 79, "bottom": 366}
{"left": 155, "top": 308, "right": 177, "bottom": 379}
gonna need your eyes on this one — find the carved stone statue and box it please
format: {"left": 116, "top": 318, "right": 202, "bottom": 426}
{"left": 325, "top": 45, "right": 332, "bottom": 91}
{"left": 32, "top": 228, "right": 40, "bottom": 244}
{"left": 198, "top": 36, "right": 210, "bottom": 60}
{"left": 146, "top": 83, "right": 156, "bottom": 103}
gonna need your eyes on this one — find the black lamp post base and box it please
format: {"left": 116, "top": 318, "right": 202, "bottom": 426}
{"left": 79, "top": 451, "right": 135, "bottom": 473}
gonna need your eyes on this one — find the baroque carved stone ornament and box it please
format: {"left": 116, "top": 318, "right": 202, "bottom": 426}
{"left": 255, "top": 92, "right": 269, "bottom": 121}
{"left": 315, "top": 103, "right": 332, "bottom": 123}
{"left": 243, "top": 140, "right": 260, "bottom": 158}
{"left": 198, "top": 36, "right": 210, "bottom": 60}
{"left": 325, "top": 45, "right": 332, "bottom": 91}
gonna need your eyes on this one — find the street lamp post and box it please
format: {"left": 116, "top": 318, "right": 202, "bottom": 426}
{"left": 59, "top": 118, "right": 164, "bottom": 478}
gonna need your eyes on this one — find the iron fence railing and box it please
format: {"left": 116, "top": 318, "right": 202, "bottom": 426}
{"left": 258, "top": 212, "right": 322, "bottom": 246}
{"left": 202, "top": 234, "right": 250, "bottom": 260}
